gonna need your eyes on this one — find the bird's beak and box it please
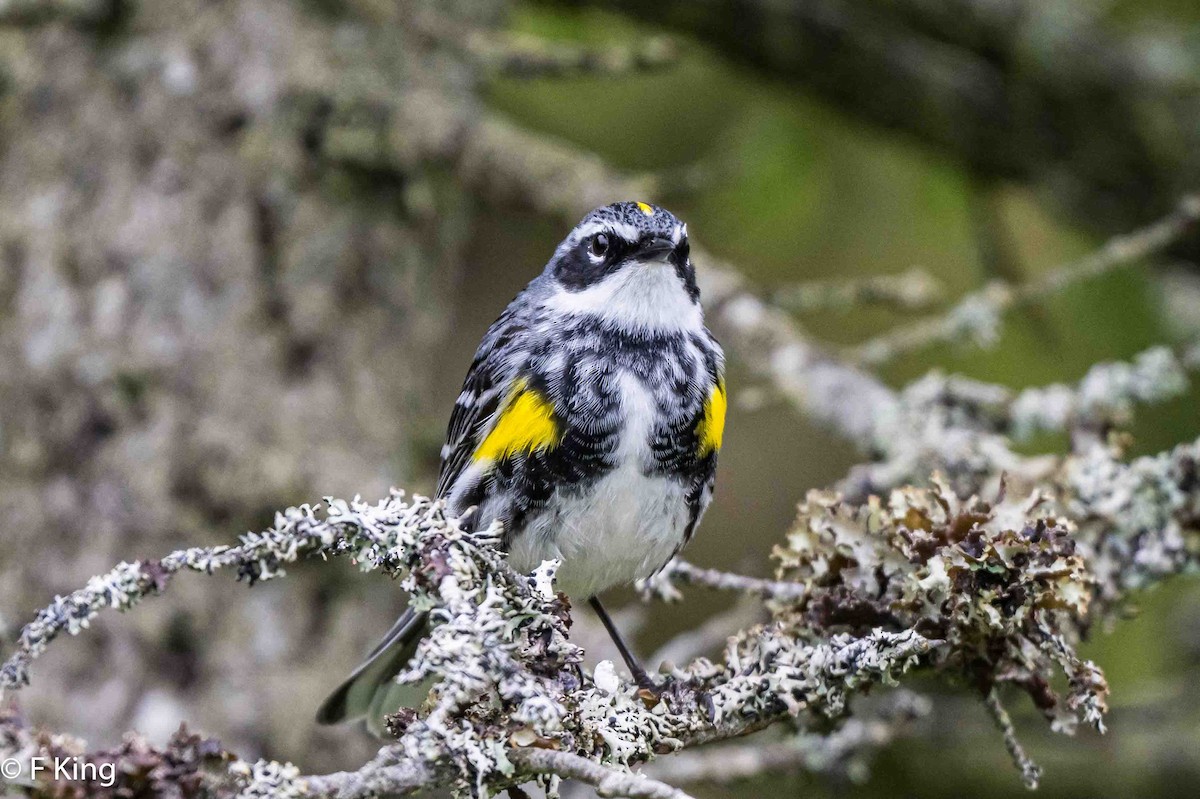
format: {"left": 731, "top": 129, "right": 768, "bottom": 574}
{"left": 637, "top": 236, "right": 679, "bottom": 262}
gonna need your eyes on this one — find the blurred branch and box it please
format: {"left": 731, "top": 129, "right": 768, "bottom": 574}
{"left": 413, "top": 11, "right": 678, "bottom": 78}
{"left": 565, "top": 0, "right": 1200, "bottom": 245}
{"left": 771, "top": 268, "right": 945, "bottom": 314}
{"left": 642, "top": 691, "right": 931, "bottom": 786}
{"left": 849, "top": 195, "right": 1200, "bottom": 366}
{"left": 0, "top": 0, "right": 115, "bottom": 26}
{"left": 649, "top": 598, "right": 761, "bottom": 668}
{"left": 481, "top": 33, "right": 679, "bottom": 79}
{"left": 902, "top": 343, "right": 1195, "bottom": 445}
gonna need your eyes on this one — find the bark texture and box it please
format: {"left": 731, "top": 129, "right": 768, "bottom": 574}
{"left": 0, "top": 0, "right": 497, "bottom": 768}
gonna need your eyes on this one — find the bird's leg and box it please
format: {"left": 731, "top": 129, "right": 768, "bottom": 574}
{"left": 588, "top": 596, "right": 655, "bottom": 691}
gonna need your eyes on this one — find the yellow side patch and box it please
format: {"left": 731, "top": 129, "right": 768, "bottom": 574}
{"left": 474, "top": 380, "right": 562, "bottom": 462}
{"left": 697, "top": 380, "right": 727, "bottom": 456}
{"left": 635, "top": 201, "right": 654, "bottom": 216}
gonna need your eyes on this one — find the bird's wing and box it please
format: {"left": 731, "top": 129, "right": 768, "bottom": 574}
{"left": 684, "top": 335, "right": 726, "bottom": 542}
{"left": 669, "top": 333, "right": 727, "bottom": 562}
{"left": 435, "top": 311, "right": 527, "bottom": 500}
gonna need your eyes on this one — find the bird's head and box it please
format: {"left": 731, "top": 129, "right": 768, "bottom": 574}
{"left": 540, "top": 201, "right": 700, "bottom": 332}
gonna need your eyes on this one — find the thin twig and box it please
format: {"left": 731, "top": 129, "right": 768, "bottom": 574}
{"left": 984, "top": 687, "right": 1042, "bottom": 791}
{"left": 644, "top": 560, "right": 806, "bottom": 602}
{"left": 849, "top": 195, "right": 1200, "bottom": 366}
{"left": 772, "top": 268, "right": 944, "bottom": 314}
{"left": 509, "top": 749, "right": 696, "bottom": 799}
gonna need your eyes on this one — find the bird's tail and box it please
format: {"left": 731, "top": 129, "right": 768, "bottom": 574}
{"left": 315, "top": 608, "right": 430, "bottom": 735}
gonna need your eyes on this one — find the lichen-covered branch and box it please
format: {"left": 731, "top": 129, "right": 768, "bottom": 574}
{"left": 300, "top": 751, "right": 436, "bottom": 798}
{"left": 775, "top": 479, "right": 1106, "bottom": 735}
{"left": 842, "top": 343, "right": 1197, "bottom": 501}
{"left": 0, "top": 491, "right": 930, "bottom": 797}
{"left": 0, "top": 494, "right": 468, "bottom": 692}
{"left": 849, "top": 196, "right": 1200, "bottom": 366}
{"left": 3, "top": 421, "right": 1197, "bottom": 796}
{"left": 509, "top": 748, "right": 695, "bottom": 799}
{"left": 957, "top": 344, "right": 1193, "bottom": 442}
{"left": 642, "top": 560, "right": 807, "bottom": 603}
{"left": 772, "top": 269, "right": 944, "bottom": 314}
{"left": 1066, "top": 438, "right": 1200, "bottom": 610}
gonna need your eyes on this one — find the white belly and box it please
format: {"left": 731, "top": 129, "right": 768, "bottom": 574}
{"left": 506, "top": 371, "right": 688, "bottom": 598}
{"left": 508, "top": 465, "right": 689, "bottom": 598}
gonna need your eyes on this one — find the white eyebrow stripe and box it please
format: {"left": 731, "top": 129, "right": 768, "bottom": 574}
{"left": 573, "top": 220, "right": 642, "bottom": 242}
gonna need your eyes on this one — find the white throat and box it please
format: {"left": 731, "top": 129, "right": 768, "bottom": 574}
{"left": 544, "top": 262, "right": 702, "bottom": 333}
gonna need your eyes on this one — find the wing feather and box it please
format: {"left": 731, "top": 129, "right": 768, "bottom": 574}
{"left": 436, "top": 362, "right": 500, "bottom": 498}
{"left": 435, "top": 310, "right": 529, "bottom": 499}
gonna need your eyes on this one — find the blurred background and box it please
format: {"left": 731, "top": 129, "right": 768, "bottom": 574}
{"left": 0, "top": 0, "right": 1198, "bottom": 796}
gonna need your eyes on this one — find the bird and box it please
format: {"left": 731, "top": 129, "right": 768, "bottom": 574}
{"left": 316, "top": 201, "right": 725, "bottom": 732}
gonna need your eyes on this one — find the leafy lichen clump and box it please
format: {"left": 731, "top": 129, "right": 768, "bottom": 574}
{"left": 773, "top": 479, "right": 1108, "bottom": 733}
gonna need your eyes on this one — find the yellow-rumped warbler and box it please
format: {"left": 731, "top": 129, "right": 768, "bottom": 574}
{"left": 317, "top": 201, "right": 725, "bottom": 730}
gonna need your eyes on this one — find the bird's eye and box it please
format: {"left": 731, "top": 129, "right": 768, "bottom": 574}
{"left": 589, "top": 233, "right": 610, "bottom": 258}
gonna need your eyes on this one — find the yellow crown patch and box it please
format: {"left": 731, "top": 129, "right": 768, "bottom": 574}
{"left": 635, "top": 201, "right": 654, "bottom": 216}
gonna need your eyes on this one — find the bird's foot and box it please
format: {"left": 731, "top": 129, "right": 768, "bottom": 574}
{"left": 634, "top": 673, "right": 671, "bottom": 707}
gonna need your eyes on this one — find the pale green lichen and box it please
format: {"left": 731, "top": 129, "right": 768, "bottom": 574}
{"left": 773, "top": 479, "right": 1106, "bottom": 732}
